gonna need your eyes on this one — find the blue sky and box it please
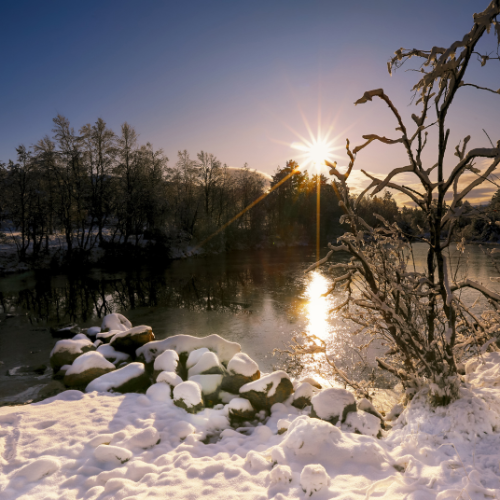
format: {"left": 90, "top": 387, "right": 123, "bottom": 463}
{"left": 1, "top": 0, "right": 499, "bottom": 201}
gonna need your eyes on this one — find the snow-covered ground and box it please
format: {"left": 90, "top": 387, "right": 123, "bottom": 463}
{"left": 2, "top": 354, "right": 500, "bottom": 499}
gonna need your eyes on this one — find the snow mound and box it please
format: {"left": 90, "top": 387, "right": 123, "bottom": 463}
{"left": 240, "top": 370, "right": 289, "bottom": 397}
{"left": 146, "top": 383, "right": 172, "bottom": 402}
{"left": 14, "top": 457, "right": 60, "bottom": 482}
{"left": 101, "top": 313, "right": 132, "bottom": 332}
{"left": 136, "top": 334, "right": 240, "bottom": 364}
{"left": 72, "top": 333, "right": 89, "bottom": 340}
{"left": 300, "top": 464, "right": 330, "bottom": 496}
{"left": 188, "top": 351, "right": 223, "bottom": 377}
{"left": 94, "top": 444, "right": 132, "bottom": 464}
{"left": 227, "top": 352, "right": 259, "bottom": 377}
{"left": 157, "top": 370, "right": 183, "bottom": 387}
{"left": 65, "top": 351, "right": 115, "bottom": 376}
{"left": 153, "top": 349, "right": 179, "bottom": 372}
{"left": 269, "top": 464, "right": 292, "bottom": 485}
{"left": 86, "top": 363, "right": 146, "bottom": 393}
{"left": 310, "top": 387, "right": 356, "bottom": 423}
{"left": 128, "top": 426, "right": 160, "bottom": 448}
{"left": 228, "top": 397, "right": 253, "bottom": 412}
{"left": 467, "top": 352, "right": 500, "bottom": 387}
{"left": 343, "top": 410, "right": 381, "bottom": 437}
{"left": 173, "top": 381, "right": 203, "bottom": 408}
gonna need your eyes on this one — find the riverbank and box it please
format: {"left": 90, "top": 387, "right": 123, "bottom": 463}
{"left": 1, "top": 346, "right": 500, "bottom": 500}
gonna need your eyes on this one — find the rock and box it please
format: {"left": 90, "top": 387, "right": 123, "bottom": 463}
{"left": 292, "top": 382, "right": 318, "bottom": 409}
{"left": 189, "top": 374, "right": 223, "bottom": 407}
{"left": 221, "top": 353, "right": 260, "bottom": 394}
{"left": 63, "top": 352, "right": 115, "bottom": 388}
{"left": 50, "top": 338, "right": 96, "bottom": 372}
{"left": 37, "top": 380, "right": 66, "bottom": 400}
{"left": 357, "top": 398, "right": 384, "bottom": 421}
{"left": 86, "top": 326, "right": 101, "bottom": 338}
{"left": 173, "top": 381, "right": 204, "bottom": 414}
{"left": 227, "top": 397, "right": 256, "bottom": 422}
{"left": 188, "top": 351, "right": 225, "bottom": 377}
{"left": 110, "top": 326, "right": 155, "bottom": 356}
{"left": 153, "top": 350, "right": 179, "bottom": 380}
{"left": 7, "top": 364, "right": 47, "bottom": 376}
{"left": 239, "top": 371, "right": 294, "bottom": 411}
{"left": 157, "top": 371, "right": 183, "bottom": 388}
{"left": 50, "top": 323, "right": 80, "bottom": 338}
{"left": 96, "top": 344, "right": 131, "bottom": 365}
{"left": 96, "top": 330, "right": 122, "bottom": 344}
{"left": 300, "top": 377, "right": 323, "bottom": 389}
{"left": 343, "top": 410, "right": 382, "bottom": 438}
{"left": 100, "top": 313, "right": 132, "bottom": 332}
{"left": 310, "top": 388, "right": 356, "bottom": 425}
{"left": 53, "top": 365, "right": 71, "bottom": 380}
{"left": 86, "top": 362, "right": 150, "bottom": 394}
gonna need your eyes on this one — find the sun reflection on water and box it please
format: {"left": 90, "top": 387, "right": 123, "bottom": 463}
{"left": 304, "top": 271, "right": 333, "bottom": 341}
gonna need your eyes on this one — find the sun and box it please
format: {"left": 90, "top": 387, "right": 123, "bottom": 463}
{"left": 291, "top": 137, "right": 337, "bottom": 174}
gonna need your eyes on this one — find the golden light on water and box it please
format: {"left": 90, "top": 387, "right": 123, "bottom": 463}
{"left": 304, "top": 271, "right": 331, "bottom": 341}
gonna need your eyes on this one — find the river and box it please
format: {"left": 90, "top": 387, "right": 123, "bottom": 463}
{"left": 1, "top": 243, "right": 499, "bottom": 405}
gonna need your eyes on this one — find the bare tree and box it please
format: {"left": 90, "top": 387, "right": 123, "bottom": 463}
{"left": 298, "top": 1, "right": 500, "bottom": 405}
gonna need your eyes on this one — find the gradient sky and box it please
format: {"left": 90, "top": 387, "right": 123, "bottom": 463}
{"left": 1, "top": 0, "right": 499, "bottom": 203}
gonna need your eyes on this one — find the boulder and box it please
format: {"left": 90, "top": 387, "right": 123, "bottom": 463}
{"left": 50, "top": 323, "right": 80, "bottom": 339}
{"left": 96, "top": 329, "right": 123, "bottom": 344}
{"left": 101, "top": 313, "right": 132, "bottom": 332}
{"left": 188, "top": 351, "right": 225, "bottom": 377}
{"left": 110, "top": 325, "right": 155, "bottom": 356}
{"left": 173, "top": 381, "right": 204, "bottom": 414}
{"left": 86, "top": 362, "right": 150, "bottom": 394}
{"left": 50, "top": 338, "right": 96, "bottom": 372}
{"left": 96, "top": 344, "right": 131, "bottom": 365}
{"left": 189, "top": 374, "right": 223, "bottom": 407}
{"left": 343, "top": 410, "right": 382, "bottom": 438}
{"left": 227, "top": 397, "right": 256, "bottom": 423}
{"left": 239, "top": 371, "right": 293, "bottom": 411}
{"left": 157, "top": 370, "right": 183, "bottom": 388}
{"left": 63, "top": 352, "right": 115, "bottom": 388}
{"left": 86, "top": 326, "right": 101, "bottom": 338}
{"left": 292, "top": 382, "right": 318, "bottom": 409}
{"left": 153, "top": 350, "right": 179, "bottom": 380}
{"left": 221, "top": 353, "right": 260, "bottom": 394}
{"left": 310, "top": 388, "right": 356, "bottom": 425}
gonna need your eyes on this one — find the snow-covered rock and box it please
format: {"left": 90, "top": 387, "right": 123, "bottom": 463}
{"left": 227, "top": 397, "right": 256, "bottom": 421}
{"left": 300, "top": 376, "right": 323, "bottom": 389}
{"left": 136, "top": 334, "right": 240, "bottom": 366}
{"left": 239, "top": 371, "right": 293, "bottom": 410}
{"left": 173, "top": 381, "right": 204, "bottom": 413}
{"left": 86, "top": 326, "right": 101, "bottom": 338}
{"left": 153, "top": 349, "right": 179, "bottom": 378}
{"left": 101, "top": 313, "right": 132, "bottom": 332}
{"left": 14, "top": 457, "right": 60, "bottom": 482}
{"left": 50, "top": 338, "right": 96, "bottom": 371}
{"left": 96, "top": 344, "right": 131, "bottom": 365}
{"left": 96, "top": 329, "right": 122, "bottom": 344}
{"left": 269, "top": 464, "right": 292, "bottom": 485}
{"left": 357, "top": 397, "right": 383, "bottom": 421}
{"left": 189, "top": 374, "right": 223, "bottom": 406}
{"left": 94, "top": 444, "right": 132, "bottom": 465}
{"left": 63, "top": 352, "right": 115, "bottom": 388}
{"left": 300, "top": 464, "right": 330, "bottom": 496}
{"left": 146, "top": 383, "right": 172, "bottom": 403}
{"left": 156, "top": 371, "right": 183, "bottom": 388}
{"left": 86, "top": 362, "right": 150, "bottom": 394}
{"left": 221, "top": 353, "right": 260, "bottom": 394}
{"left": 110, "top": 325, "right": 155, "bottom": 355}
{"left": 72, "top": 333, "right": 89, "bottom": 341}
{"left": 292, "top": 381, "right": 318, "bottom": 409}
{"left": 343, "top": 410, "right": 382, "bottom": 438}
{"left": 186, "top": 348, "right": 210, "bottom": 369}
{"left": 310, "top": 388, "right": 356, "bottom": 425}
{"left": 187, "top": 351, "right": 224, "bottom": 377}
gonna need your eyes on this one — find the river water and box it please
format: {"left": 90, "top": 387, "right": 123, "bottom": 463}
{"left": 1, "top": 243, "right": 499, "bottom": 405}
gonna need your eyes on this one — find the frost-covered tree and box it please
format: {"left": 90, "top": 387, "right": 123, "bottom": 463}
{"left": 297, "top": 1, "right": 500, "bottom": 405}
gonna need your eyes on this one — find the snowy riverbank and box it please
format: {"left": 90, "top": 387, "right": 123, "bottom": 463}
{"left": 3, "top": 338, "right": 500, "bottom": 499}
